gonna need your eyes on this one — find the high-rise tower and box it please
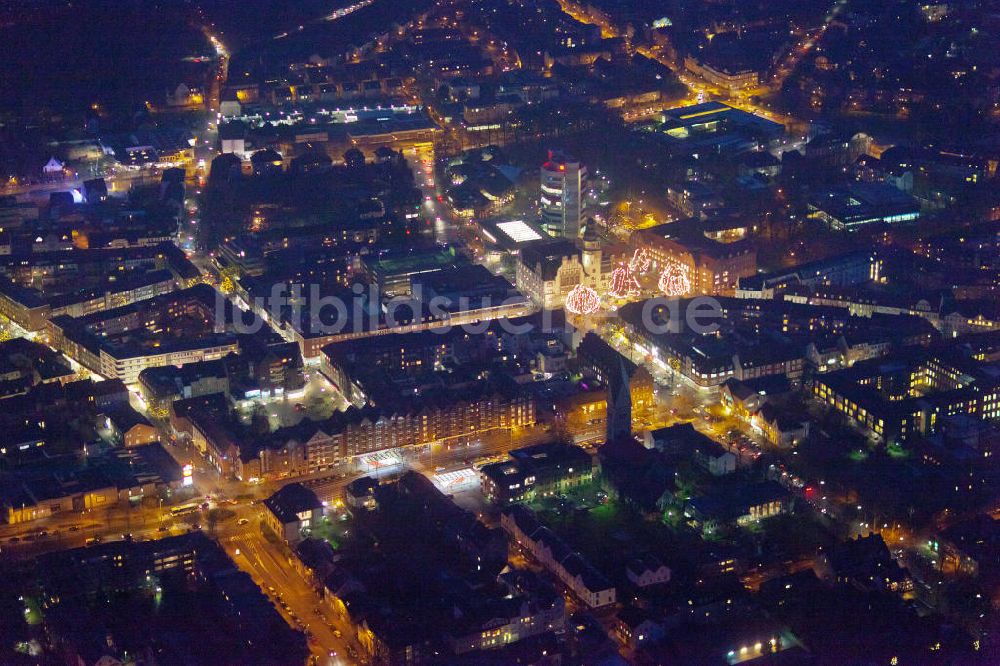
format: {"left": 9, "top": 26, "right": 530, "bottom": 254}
{"left": 540, "top": 150, "right": 586, "bottom": 238}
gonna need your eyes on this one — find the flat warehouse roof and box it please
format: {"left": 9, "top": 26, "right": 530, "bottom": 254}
{"left": 496, "top": 220, "right": 543, "bottom": 243}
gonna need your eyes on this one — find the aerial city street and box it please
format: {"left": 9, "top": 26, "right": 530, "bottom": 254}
{"left": 1, "top": 0, "right": 1000, "bottom": 664}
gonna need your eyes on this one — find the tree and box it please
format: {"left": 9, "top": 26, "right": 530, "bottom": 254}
{"left": 251, "top": 405, "right": 271, "bottom": 435}
{"left": 551, "top": 412, "right": 573, "bottom": 445}
{"left": 206, "top": 508, "right": 234, "bottom": 536}
{"left": 343, "top": 148, "right": 365, "bottom": 170}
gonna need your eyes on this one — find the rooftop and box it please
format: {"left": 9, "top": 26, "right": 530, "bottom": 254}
{"left": 263, "top": 482, "right": 323, "bottom": 524}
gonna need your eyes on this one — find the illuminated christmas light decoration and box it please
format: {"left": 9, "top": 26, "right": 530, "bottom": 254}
{"left": 565, "top": 284, "right": 600, "bottom": 315}
{"left": 658, "top": 261, "right": 691, "bottom": 297}
{"left": 609, "top": 263, "right": 641, "bottom": 299}
{"left": 218, "top": 266, "right": 238, "bottom": 294}
{"left": 629, "top": 247, "right": 651, "bottom": 274}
